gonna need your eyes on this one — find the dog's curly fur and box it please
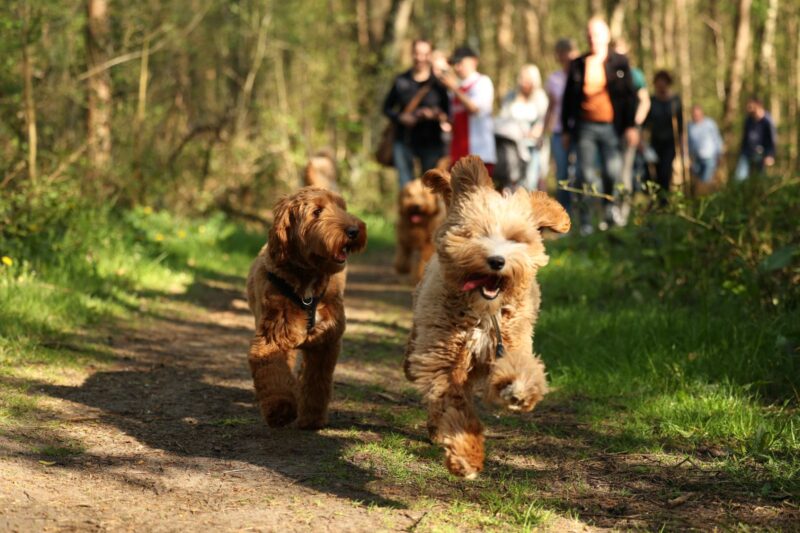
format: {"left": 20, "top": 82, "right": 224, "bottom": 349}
{"left": 403, "top": 155, "right": 570, "bottom": 478}
{"left": 394, "top": 178, "right": 446, "bottom": 283}
{"left": 246, "top": 187, "right": 366, "bottom": 429}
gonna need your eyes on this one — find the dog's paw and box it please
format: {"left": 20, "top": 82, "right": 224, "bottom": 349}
{"left": 296, "top": 414, "right": 327, "bottom": 431}
{"left": 496, "top": 379, "right": 542, "bottom": 412}
{"left": 260, "top": 396, "right": 298, "bottom": 428}
{"left": 489, "top": 355, "right": 548, "bottom": 412}
{"left": 443, "top": 431, "right": 484, "bottom": 479}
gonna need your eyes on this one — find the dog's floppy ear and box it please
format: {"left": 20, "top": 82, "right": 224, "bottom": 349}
{"left": 422, "top": 167, "right": 453, "bottom": 206}
{"left": 530, "top": 191, "right": 571, "bottom": 233}
{"left": 450, "top": 155, "right": 493, "bottom": 199}
{"left": 267, "top": 196, "right": 293, "bottom": 263}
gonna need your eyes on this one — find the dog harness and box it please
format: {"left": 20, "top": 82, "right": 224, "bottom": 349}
{"left": 490, "top": 314, "right": 506, "bottom": 358}
{"left": 267, "top": 272, "right": 323, "bottom": 331}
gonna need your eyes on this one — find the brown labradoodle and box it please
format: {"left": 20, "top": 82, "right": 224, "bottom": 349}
{"left": 302, "top": 150, "right": 338, "bottom": 191}
{"left": 246, "top": 187, "right": 366, "bottom": 429}
{"left": 394, "top": 177, "right": 446, "bottom": 283}
{"left": 403, "top": 155, "right": 570, "bottom": 478}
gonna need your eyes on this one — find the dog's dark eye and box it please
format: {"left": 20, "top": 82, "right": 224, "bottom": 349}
{"left": 313, "top": 207, "right": 323, "bottom": 218}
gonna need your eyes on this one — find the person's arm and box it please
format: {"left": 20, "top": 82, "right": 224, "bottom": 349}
{"left": 764, "top": 119, "right": 777, "bottom": 164}
{"left": 560, "top": 61, "right": 578, "bottom": 147}
{"left": 382, "top": 80, "right": 400, "bottom": 123}
{"left": 464, "top": 76, "right": 494, "bottom": 116}
{"left": 634, "top": 88, "right": 650, "bottom": 127}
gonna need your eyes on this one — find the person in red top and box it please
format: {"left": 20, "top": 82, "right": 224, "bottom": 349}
{"left": 434, "top": 47, "right": 497, "bottom": 174}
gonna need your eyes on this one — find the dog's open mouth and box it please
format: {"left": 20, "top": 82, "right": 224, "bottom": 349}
{"left": 461, "top": 274, "right": 504, "bottom": 300}
{"left": 406, "top": 206, "right": 425, "bottom": 224}
{"left": 333, "top": 245, "right": 350, "bottom": 264}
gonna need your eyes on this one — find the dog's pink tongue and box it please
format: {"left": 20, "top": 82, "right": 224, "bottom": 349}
{"left": 410, "top": 214, "right": 423, "bottom": 223}
{"left": 461, "top": 276, "right": 491, "bottom": 292}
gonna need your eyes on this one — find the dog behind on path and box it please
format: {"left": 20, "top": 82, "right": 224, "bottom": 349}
{"left": 403, "top": 155, "right": 570, "bottom": 478}
{"left": 246, "top": 187, "right": 366, "bottom": 429}
{"left": 394, "top": 177, "right": 446, "bottom": 283}
{"left": 302, "top": 150, "right": 339, "bottom": 191}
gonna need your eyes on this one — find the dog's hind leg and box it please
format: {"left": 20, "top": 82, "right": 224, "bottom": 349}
{"left": 394, "top": 239, "right": 412, "bottom": 275}
{"left": 419, "top": 363, "right": 485, "bottom": 479}
{"left": 249, "top": 335, "right": 298, "bottom": 428}
{"left": 296, "top": 341, "right": 341, "bottom": 430}
{"left": 426, "top": 383, "right": 485, "bottom": 479}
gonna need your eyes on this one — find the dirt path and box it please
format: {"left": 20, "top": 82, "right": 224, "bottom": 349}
{"left": 1, "top": 253, "right": 796, "bottom": 532}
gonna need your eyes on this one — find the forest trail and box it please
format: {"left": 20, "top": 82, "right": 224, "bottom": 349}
{"left": 0, "top": 250, "right": 795, "bottom": 532}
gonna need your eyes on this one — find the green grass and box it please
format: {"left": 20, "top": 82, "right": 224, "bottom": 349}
{"left": 536, "top": 224, "right": 800, "bottom": 496}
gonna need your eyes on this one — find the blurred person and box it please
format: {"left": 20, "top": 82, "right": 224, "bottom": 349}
{"left": 544, "top": 38, "right": 580, "bottom": 214}
{"left": 561, "top": 17, "right": 638, "bottom": 235}
{"left": 644, "top": 70, "right": 683, "bottom": 199}
{"left": 611, "top": 36, "right": 650, "bottom": 219}
{"left": 734, "top": 96, "right": 776, "bottom": 180}
{"left": 434, "top": 46, "right": 497, "bottom": 175}
{"left": 687, "top": 104, "right": 723, "bottom": 184}
{"left": 496, "top": 64, "right": 549, "bottom": 191}
{"left": 383, "top": 39, "right": 451, "bottom": 188}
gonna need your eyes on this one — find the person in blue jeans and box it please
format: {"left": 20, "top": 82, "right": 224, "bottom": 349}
{"left": 687, "top": 104, "right": 723, "bottom": 184}
{"left": 544, "top": 38, "right": 579, "bottom": 215}
{"left": 383, "top": 39, "right": 450, "bottom": 188}
{"left": 734, "top": 97, "right": 776, "bottom": 181}
{"left": 561, "top": 18, "right": 638, "bottom": 235}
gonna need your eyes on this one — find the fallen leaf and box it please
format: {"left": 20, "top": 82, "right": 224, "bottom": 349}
{"left": 667, "top": 493, "right": 692, "bottom": 508}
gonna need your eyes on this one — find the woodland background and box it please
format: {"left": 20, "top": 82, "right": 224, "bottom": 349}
{"left": 1, "top": 0, "right": 798, "bottom": 217}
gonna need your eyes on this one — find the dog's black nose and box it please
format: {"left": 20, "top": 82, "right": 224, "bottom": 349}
{"left": 346, "top": 226, "right": 360, "bottom": 240}
{"left": 487, "top": 255, "right": 505, "bottom": 271}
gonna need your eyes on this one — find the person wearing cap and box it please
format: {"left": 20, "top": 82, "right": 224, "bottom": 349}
{"left": 383, "top": 39, "right": 451, "bottom": 188}
{"left": 561, "top": 17, "right": 638, "bottom": 234}
{"left": 434, "top": 46, "right": 497, "bottom": 174}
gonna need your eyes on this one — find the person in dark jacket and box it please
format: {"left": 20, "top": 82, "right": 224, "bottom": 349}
{"left": 561, "top": 17, "right": 638, "bottom": 234}
{"left": 644, "top": 70, "right": 683, "bottom": 197}
{"left": 383, "top": 39, "right": 451, "bottom": 188}
{"left": 734, "top": 97, "right": 777, "bottom": 180}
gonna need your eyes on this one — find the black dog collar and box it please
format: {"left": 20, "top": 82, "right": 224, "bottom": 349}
{"left": 267, "top": 272, "right": 322, "bottom": 331}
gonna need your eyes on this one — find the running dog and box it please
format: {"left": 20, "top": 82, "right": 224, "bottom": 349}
{"left": 403, "top": 156, "right": 570, "bottom": 478}
{"left": 246, "top": 187, "right": 366, "bottom": 429}
{"left": 394, "top": 177, "right": 445, "bottom": 283}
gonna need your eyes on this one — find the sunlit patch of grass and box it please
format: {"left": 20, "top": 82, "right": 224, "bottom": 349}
{"left": 343, "top": 432, "right": 447, "bottom": 485}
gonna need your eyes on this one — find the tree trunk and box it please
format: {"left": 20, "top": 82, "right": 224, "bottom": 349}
{"left": 21, "top": 11, "right": 37, "bottom": 183}
{"left": 380, "top": 0, "right": 415, "bottom": 68}
{"left": 663, "top": 0, "right": 675, "bottom": 69}
{"left": 650, "top": 0, "right": 665, "bottom": 69}
{"left": 451, "top": 0, "right": 465, "bottom": 46}
{"left": 609, "top": 0, "right": 628, "bottom": 40}
{"left": 790, "top": 11, "right": 800, "bottom": 168}
{"left": 86, "top": 0, "right": 112, "bottom": 175}
{"left": 522, "top": 0, "right": 541, "bottom": 63}
{"left": 758, "top": 0, "right": 779, "bottom": 124}
{"left": 722, "top": 0, "right": 752, "bottom": 140}
{"left": 356, "top": 0, "right": 370, "bottom": 48}
{"left": 638, "top": 0, "right": 651, "bottom": 73}
{"left": 235, "top": 12, "right": 270, "bottom": 134}
{"left": 674, "top": 0, "right": 692, "bottom": 193}
{"left": 703, "top": 6, "right": 727, "bottom": 102}
{"left": 495, "top": 1, "right": 515, "bottom": 96}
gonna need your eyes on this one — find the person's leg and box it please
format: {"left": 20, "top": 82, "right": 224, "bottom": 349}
{"left": 551, "top": 133, "right": 571, "bottom": 214}
{"left": 734, "top": 154, "right": 750, "bottom": 181}
{"left": 393, "top": 141, "right": 415, "bottom": 188}
{"left": 417, "top": 145, "right": 444, "bottom": 174}
{"left": 653, "top": 141, "right": 675, "bottom": 197}
{"left": 523, "top": 146, "right": 541, "bottom": 191}
{"left": 577, "top": 123, "right": 603, "bottom": 233}
{"left": 597, "top": 123, "right": 623, "bottom": 225}
{"left": 700, "top": 158, "right": 717, "bottom": 183}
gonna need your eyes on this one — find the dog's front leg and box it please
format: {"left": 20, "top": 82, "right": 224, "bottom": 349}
{"left": 394, "top": 237, "right": 412, "bottom": 275}
{"left": 249, "top": 334, "right": 299, "bottom": 428}
{"left": 414, "top": 240, "right": 435, "bottom": 282}
{"left": 296, "top": 340, "right": 341, "bottom": 430}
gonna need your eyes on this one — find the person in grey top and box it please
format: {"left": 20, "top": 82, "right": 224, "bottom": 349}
{"left": 687, "top": 105, "right": 723, "bottom": 183}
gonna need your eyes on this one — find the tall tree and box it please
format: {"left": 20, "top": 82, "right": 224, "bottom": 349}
{"left": 722, "top": 0, "right": 752, "bottom": 141}
{"left": 86, "top": 0, "right": 112, "bottom": 175}
{"left": 758, "top": 0, "right": 779, "bottom": 123}
{"left": 21, "top": 4, "right": 37, "bottom": 183}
